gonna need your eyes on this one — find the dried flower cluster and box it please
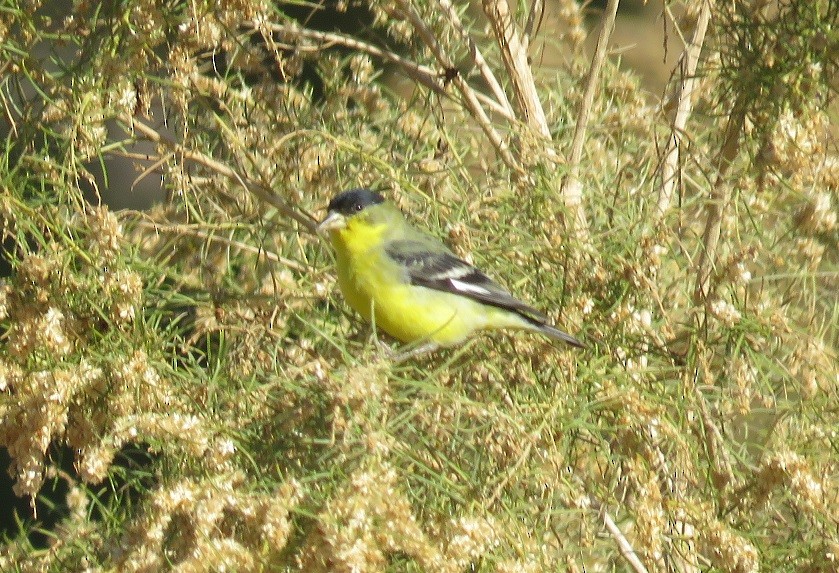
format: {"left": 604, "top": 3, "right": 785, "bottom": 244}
{"left": 0, "top": 207, "right": 153, "bottom": 497}
{"left": 299, "top": 462, "right": 500, "bottom": 572}
{"left": 115, "top": 473, "right": 300, "bottom": 571}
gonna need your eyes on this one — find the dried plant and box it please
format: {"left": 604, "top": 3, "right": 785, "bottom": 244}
{"left": 0, "top": 0, "right": 837, "bottom": 571}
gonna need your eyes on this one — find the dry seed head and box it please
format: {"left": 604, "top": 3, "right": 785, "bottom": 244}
{"left": 1, "top": 366, "right": 93, "bottom": 497}
{"left": 772, "top": 109, "right": 827, "bottom": 170}
{"left": 793, "top": 237, "right": 825, "bottom": 267}
{"left": 349, "top": 55, "right": 374, "bottom": 84}
{"left": 300, "top": 144, "right": 334, "bottom": 183}
{"left": 627, "top": 460, "right": 665, "bottom": 564}
{"left": 710, "top": 299, "right": 742, "bottom": 327}
{"left": 756, "top": 451, "right": 826, "bottom": 514}
{"left": 105, "top": 269, "right": 143, "bottom": 323}
{"left": 116, "top": 472, "right": 299, "bottom": 571}
{"left": 558, "top": 1, "right": 586, "bottom": 47}
{"left": 41, "top": 307, "right": 74, "bottom": 356}
{"left": 397, "top": 108, "right": 426, "bottom": 140}
{"left": 444, "top": 516, "right": 500, "bottom": 569}
{"left": 701, "top": 518, "right": 759, "bottom": 573}
{"left": 19, "top": 251, "right": 57, "bottom": 295}
{"left": 87, "top": 206, "right": 124, "bottom": 260}
{"left": 795, "top": 190, "right": 836, "bottom": 235}
{"left": 0, "top": 359, "right": 22, "bottom": 392}
{"left": 387, "top": 19, "right": 412, "bottom": 43}
{"left": 302, "top": 462, "right": 440, "bottom": 571}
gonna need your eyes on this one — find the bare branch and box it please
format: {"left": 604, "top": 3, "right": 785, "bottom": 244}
{"left": 586, "top": 494, "right": 650, "bottom": 573}
{"left": 434, "top": 0, "right": 515, "bottom": 118}
{"left": 559, "top": 0, "right": 621, "bottom": 238}
{"left": 481, "top": 0, "right": 552, "bottom": 142}
{"left": 602, "top": 508, "right": 651, "bottom": 573}
{"left": 255, "top": 22, "right": 514, "bottom": 122}
{"left": 125, "top": 116, "right": 318, "bottom": 233}
{"left": 522, "top": 0, "right": 544, "bottom": 51}
{"left": 391, "top": 0, "right": 524, "bottom": 174}
{"left": 655, "top": 0, "right": 714, "bottom": 223}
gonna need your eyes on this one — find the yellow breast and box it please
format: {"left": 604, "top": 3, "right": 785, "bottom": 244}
{"left": 329, "top": 221, "right": 500, "bottom": 346}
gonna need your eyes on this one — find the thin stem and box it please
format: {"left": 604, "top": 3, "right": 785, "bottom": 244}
{"left": 255, "top": 22, "right": 513, "bottom": 122}
{"left": 559, "top": 0, "right": 621, "bottom": 239}
{"left": 693, "top": 101, "right": 746, "bottom": 304}
{"left": 125, "top": 116, "right": 318, "bottom": 233}
{"left": 481, "top": 0, "right": 553, "bottom": 142}
{"left": 655, "top": 0, "right": 714, "bottom": 223}
{"left": 392, "top": 0, "right": 524, "bottom": 174}
{"left": 434, "top": 0, "right": 515, "bottom": 118}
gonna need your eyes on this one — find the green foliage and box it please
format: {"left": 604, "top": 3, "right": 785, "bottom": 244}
{"left": 0, "top": 0, "right": 837, "bottom": 571}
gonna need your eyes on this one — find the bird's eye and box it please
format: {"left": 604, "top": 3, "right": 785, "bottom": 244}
{"left": 355, "top": 203, "right": 363, "bottom": 211}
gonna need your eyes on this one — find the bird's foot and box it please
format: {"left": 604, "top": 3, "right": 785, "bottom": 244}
{"left": 374, "top": 339, "right": 440, "bottom": 364}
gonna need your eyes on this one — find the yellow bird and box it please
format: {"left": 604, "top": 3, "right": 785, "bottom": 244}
{"left": 318, "top": 188, "right": 583, "bottom": 355}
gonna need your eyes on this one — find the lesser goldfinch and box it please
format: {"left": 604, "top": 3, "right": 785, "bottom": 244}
{"left": 318, "top": 188, "right": 584, "bottom": 354}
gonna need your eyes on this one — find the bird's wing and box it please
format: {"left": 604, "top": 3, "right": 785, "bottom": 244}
{"left": 384, "top": 239, "right": 549, "bottom": 321}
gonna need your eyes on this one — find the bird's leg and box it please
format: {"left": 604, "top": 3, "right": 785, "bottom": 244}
{"left": 365, "top": 300, "right": 440, "bottom": 362}
{"left": 371, "top": 334, "right": 395, "bottom": 357}
{"left": 386, "top": 341, "right": 440, "bottom": 364}
{"left": 368, "top": 334, "right": 439, "bottom": 363}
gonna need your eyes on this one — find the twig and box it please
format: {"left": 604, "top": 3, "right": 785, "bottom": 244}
{"left": 522, "top": 0, "right": 544, "bottom": 52}
{"left": 559, "top": 0, "right": 620, "bottom": 239}
{"left": 129, "top": 219, "right": 309, "bottom": 273}
{"left": 125, "top": 116, "right": 318, "bottom": 233}
{"left": 262, "top": 22, "right": 444, "bottom": 94}
{"left": 692, "top": 384, "right": 737, "bottom": 490}
{"left": 602, "top": 508, "right": 650, "bottom": 573}
{"left": 391, "top": 0, "right": 524, "bottom": 174}
{"left": 255, "top": 22, "right": 513, "bottom": 122}
{"left": 481, "top": 0, "right": 552, "bottom": 142}
{"left": 655, "top": 0, "right": 714, "bottom": 223}
{"left": 693, "top": 100, "right": 746, "bottom": 304}
{"left": 586, "top": 494, "right": 650, "bottom": 573}
{"left": 434, "top": 0, "right": 515, "bottom": 119}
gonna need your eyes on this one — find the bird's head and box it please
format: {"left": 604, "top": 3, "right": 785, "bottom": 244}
{"left": 317, "top": 188, "right": 386, "bottom": 234}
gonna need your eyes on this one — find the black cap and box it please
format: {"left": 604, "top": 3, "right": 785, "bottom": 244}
{"left": 327, "top": 188, "right": 385, "bottom": 215}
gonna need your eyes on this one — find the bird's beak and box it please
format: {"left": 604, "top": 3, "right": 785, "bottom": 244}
{"left": 317, "top": 211, "right": 346, "bottom": 234}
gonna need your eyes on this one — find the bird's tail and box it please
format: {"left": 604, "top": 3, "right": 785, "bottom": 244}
{"left": 522, "top": 315, "right": 585, "bottom": 348}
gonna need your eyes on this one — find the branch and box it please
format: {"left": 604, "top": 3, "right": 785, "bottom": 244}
{"left": 391, "top": 0, "right": 524, "bottom": 174}
{"left": 481, "top": 0, "right": 553, "bottom": 142}
{"left": 125, "top": 116, "right": 318, "bottom": 233}
{"left": 558, "top": 0, "right": 621, "bottom": 239}
{"left": 255, "top": 22, "right": 515, "bottom": 122}
{"left": 603, "top": 509, "right": 650, "bottom": 573}
{"left": 587, "top": 495, "right": 650, "bottom": 573}
{"left": 693, "top": 100, "right": 746, "bottom": 304}
{"left": 522, "top": 0, "right": 544, "bottom": 52}
{"left": 434, "top": 0, "right": 515, "bottom": 118}
{"left": 655, "top": 0, "right": 714, "bottom": 223}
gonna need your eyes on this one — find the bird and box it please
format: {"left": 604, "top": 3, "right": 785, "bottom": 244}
{"left": 318, "top": 188, "right": 584, "bottom": 357}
